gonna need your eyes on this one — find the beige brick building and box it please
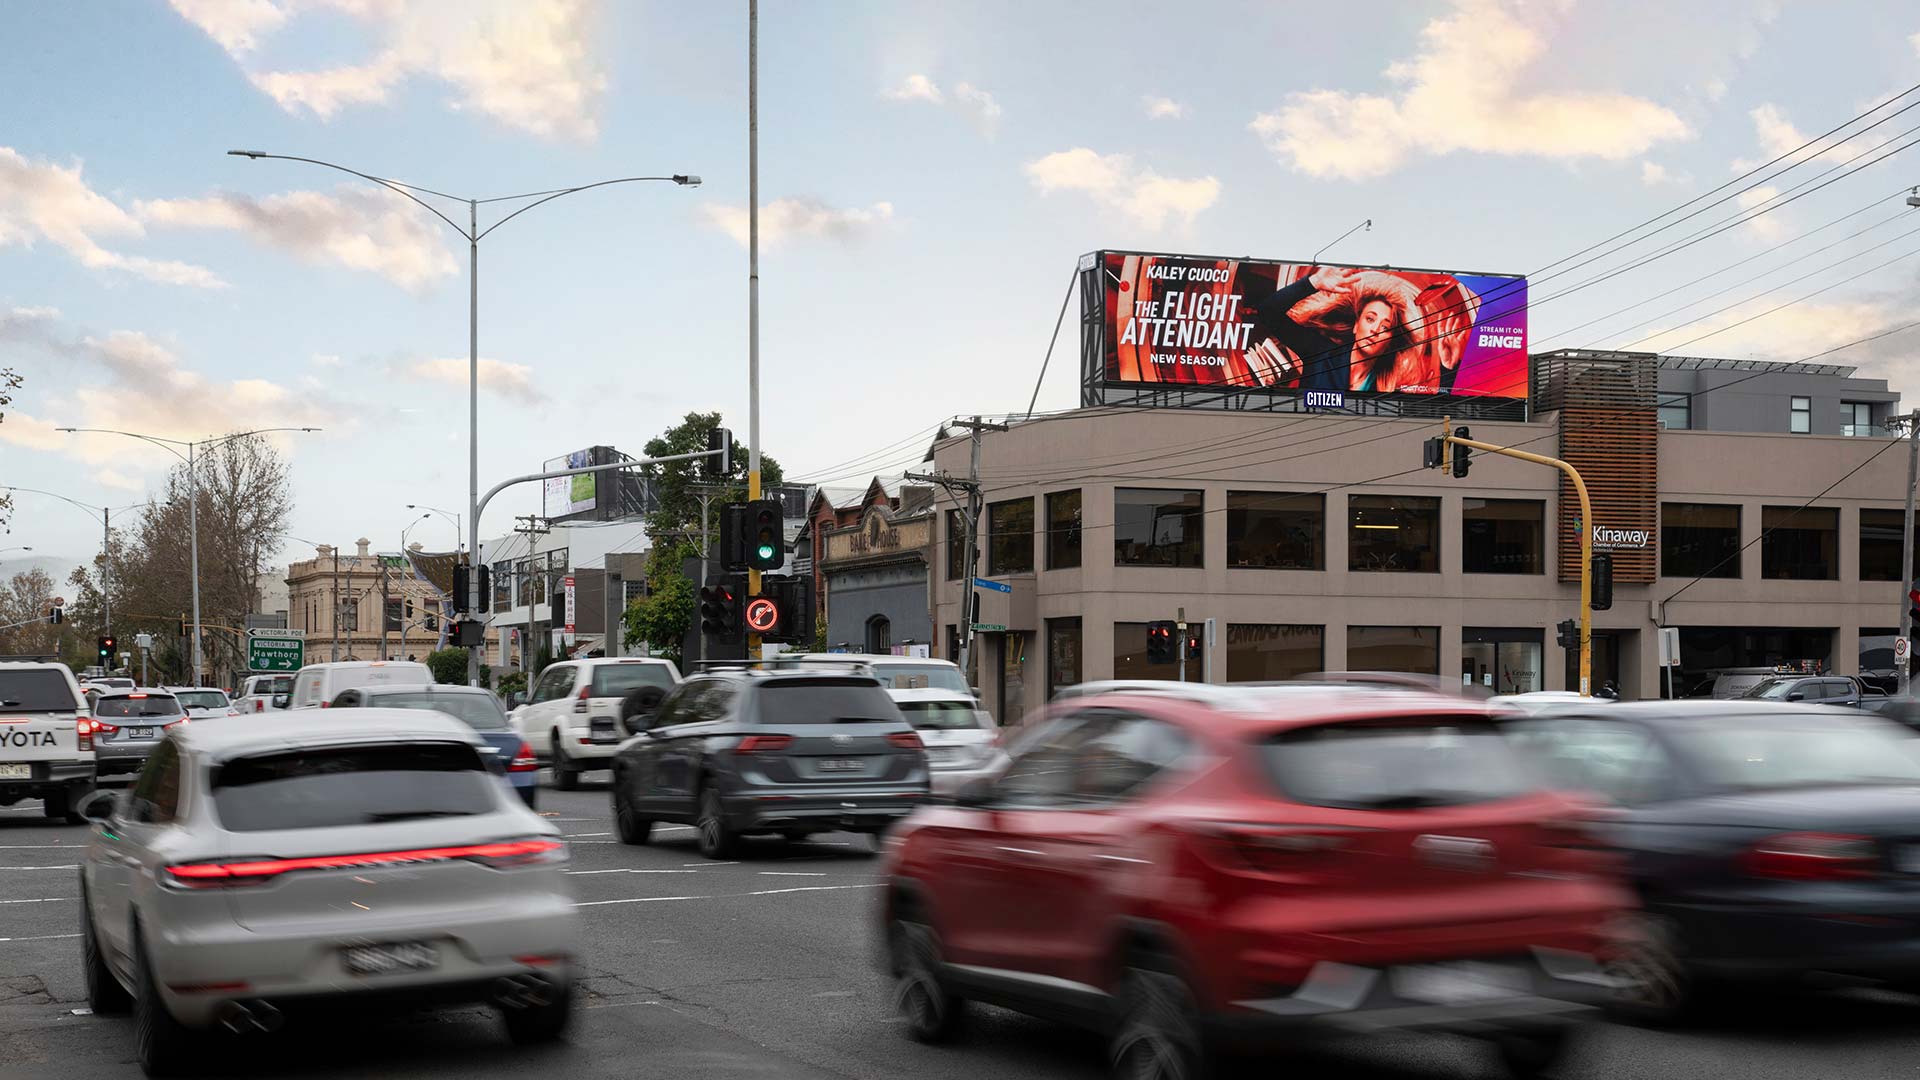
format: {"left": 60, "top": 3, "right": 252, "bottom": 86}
{"left": 285, "top": 539, "right": 485, "bottom": 664}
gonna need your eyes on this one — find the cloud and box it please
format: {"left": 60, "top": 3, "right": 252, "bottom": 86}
{"left": 1734, "top": 187, "right": 1788, "bottom": 242}
{"left": 1634, "top": 295, "right": 1900, "bottom": 360}
{"left": 312, "top": 353, "right": 342, "bottom": 368}
{"left": 135, "top": 186, "right": 458, "bottom": 289}
{"left": 882, "top": 74, "right": 943, "bottom": 104}
{"left": 1142, "top": 95, "right": 1185, "bottom": 120}
{"left": 90, "top": 469, "right": 143, "bottom": 492}
{"left": 1248, "top": 0, "right": 1688, "bottom": 179}
{"left": 882, "top": 74, "right": 1001, "bottom": 138}
{"left": 1024, "top": 148, "right": 1219, "bottom": 230}
{"left": 696, "top": 198, "right": 895, "bottom": 248}
{"left": 171, "top": 0, "right": 608, "bottom": 141}
{"left": 0, "top": 147, "right": 224, "bottom": 288}
{"left": 402, "top": 357, "right": 545, "bottom": 402}
{"left": 1640, "top": 161, "right": 1688, "bottom": 186}
{"left": 1732, "top": 103, "right": 1891, "bottom": 172}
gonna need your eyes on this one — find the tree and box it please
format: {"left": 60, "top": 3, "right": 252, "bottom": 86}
{"left": 0, "top": 569, "right": 58, "bottom": 657}
{"left": 0, "top": 367, "right": 19, "bottom": 531}
{"left": 427, "top": 648, "right": 468, "bottom": 685}
{"left": 624, "top": 541, "right": 696, "bottom": 662}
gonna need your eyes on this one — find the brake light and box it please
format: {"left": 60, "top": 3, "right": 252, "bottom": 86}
{"left": 76, "top": 718, "right": 93, "bottom": 752}
{"left": 164, "top": 838, "right": 568, "bottom": 888}
{"left": 163, "top": 717, "right": 189, "bottom": 729}
{"left": 1192, "top": 822, "right": 1364, "bottom": 879}
{"left": 736, "top": 734, "right": 793, "bottom": 753}
{"left": 1743, "top": 832, "right": 1880, "bottom": 881}
{"left": 573, "top": 686, "right": 590, "bottom": 714}
{"left": 509, "top": 739, "right": 539, "bottom": 772}
{"left": 93, "top": 720, "right": 119, "bottom": 734}
{"left": 887, "top": 731, "right": 924, "bottom": 750}
{"left": 128, "top": 693, "right": 147, "bottom": 699}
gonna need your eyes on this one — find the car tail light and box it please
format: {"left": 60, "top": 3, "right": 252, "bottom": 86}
{"left": 509, "top": 739, "right": 539, "bottom": 772}
{"left": 163, "top": 838, "right": 568, "bottom": 888}
{"left": 887, "top": 731, "right": 924, "bottom": 750}
{"left": 93, "top": 720, "right": 119, "bottom": 734}
{"left": 253, "top": 699, "right": 264, "bottom": 713}
{"left": 736, "top": 734, "right": 793, "bottom": 753}
{"left": 573, "top": 686, "right": 590, "bottom": 714}
{"left": 1193, "top": 822, "right": 1363, "bottom": 879}
{"left": 76, "top": 718, "right": 93, "bottom": 752}
{"left": 163, "top": 717, "right": 188, "bottom": 729}
{"left": 128, "top": 693, "right": 147, "bottom": 699}
{"left": 1743, "top": 832, "right": 1880, "bottom": 881}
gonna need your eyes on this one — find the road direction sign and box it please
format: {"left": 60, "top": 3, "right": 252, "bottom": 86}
{"left": 971, "top": 578, "right": 1012, "bottom": 593}
{"left": 247, "top": 633, "right": 304, "bottom": 672}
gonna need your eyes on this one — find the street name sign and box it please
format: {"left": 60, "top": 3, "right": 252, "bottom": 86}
{"left": 247, "top": 631, "right": 305, "bottom": 672}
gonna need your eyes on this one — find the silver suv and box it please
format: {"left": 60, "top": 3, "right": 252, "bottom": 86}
{"left": 609, "top": 666, "right": 929, "bottom": 858}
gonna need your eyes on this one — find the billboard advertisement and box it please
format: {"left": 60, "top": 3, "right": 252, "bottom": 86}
{"left": 1097, "top": 251, "right": 1528, "bottom": 400}
{"left": 543, "top": 449, "right": 597, "bottom": 519}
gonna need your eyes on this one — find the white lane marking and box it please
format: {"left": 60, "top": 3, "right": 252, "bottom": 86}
{"left": 0, "top": 845, "right": 81, "bottom": 850}
{"left": 565, "top": 869, "right": 699, "bottom": 876}
{"left": 565, "top": 832, "right": 612, "bottom": 838}
{"left": 0, "top": 933, "right": 80, "bottom": 943}
{"left": 0, "top": 865, "right": 79, "bottom": 871}
{"left": 0, "top": 897, "right": 71, "bottom": 905}
{"left": 654, "top": 825, "right": 694, "bottom": 832}
{"left": 576, "top": 883, "right": 884, "bottom": 908}
{"left": 569, "top": 840, "right": 618, "bottom": 845}
{"left": 684, "top": 860, "right": 737, "bottom": 866}
{"left": 758, "top": 871, "right": 827, "bottom": 877}
{"left": 585, "top": 999, "right": 663, "bottom": 1010}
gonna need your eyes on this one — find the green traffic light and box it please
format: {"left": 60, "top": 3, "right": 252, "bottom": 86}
{"left": 756, "top": 544, "right": 775, "bottom": 560}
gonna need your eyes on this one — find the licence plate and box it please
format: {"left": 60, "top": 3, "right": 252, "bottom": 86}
{"left": 817, "top": 758, "right": 867, "bottom": 773}
{"left": 343, "top": 941, "right": 439, "bottom": 976}
{"left": 132, "top": 728, "right": 153, "bottom": 738}
{"left": 0, "top": 763, "right": 30, "bottom": 780}
{"left": 1392, "top": 962, "right": 1525, "bottom": 1005}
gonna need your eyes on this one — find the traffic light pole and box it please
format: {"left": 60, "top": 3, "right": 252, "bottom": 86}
{"left": 1440, "top": 422, "right": 1595, "bottom": 697}
{"left": 1899, "top": 411, "right": 1918, "bottom": 697}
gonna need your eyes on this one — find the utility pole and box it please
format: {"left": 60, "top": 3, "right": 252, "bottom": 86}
{"left": 512, "top": 515, "right": 550, "bottom": 677}
{"left": 1900, "top": 410, "right": 1919, "bottom": 696}
{"left": 380, "top": 556, "right": 391, "bottom": 662}
{"left": 745, "top": 0, "right": 764, "bottom": 660}
{"left": 907, "top": 416, "right": 1007, "bottom": 687}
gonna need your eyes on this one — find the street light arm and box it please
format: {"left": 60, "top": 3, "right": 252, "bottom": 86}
{"left": 227, "top": 151, "right": 473, "bottom": 239}
{"left": 1, "top": 485, "right": 105, "bottom": 516}
{"left": 474, "top": 176, "right": 696, "bottom": 242}
{"left": 55, "top": 428, "right": 190, "bottom": 464}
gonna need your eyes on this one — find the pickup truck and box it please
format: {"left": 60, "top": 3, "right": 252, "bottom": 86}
{"left": 0, "top": 661, "right": 96, "bottom": 823}
{"left": 1741, "top": 674, "right": 1888, "bottom": 710}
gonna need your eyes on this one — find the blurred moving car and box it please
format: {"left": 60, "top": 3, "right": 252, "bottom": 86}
{"left": 90, "top": 690, "right": 186, "bottom": 783}
{"left": 1739, "top": 673, "right": 1886, "bottom": 711}
{"left": 0, "top": 661, "right": 96, "bottom": 823}
{"left": 164, "top": 687, "right": 240, "bottom": 719}
{"left": 610, "top": 666, "right": 928, "bottom": 858}
{"left": 772, "top": 653, "right": 971, "bottom": 695}
{"left": 234, "top": 674, "right": 293, "bottom": 714}
{"left": 885, "top": 687, "right": 1003, "bottom": 796}
{"left": 1706, "top": 667, "right": 1780, "bottom": 699}
{"left": 511, "top": 657, "right": 680, "bottom": 791}
{"left": 77, "top": 709, "right": 578, "bottom": 1074}
{"left": 286, "top": 660, "right": 433, "bottom": 709}
{"left": 881, "top": 684, "right": 1627, "bottom": 1079}
{"left": 1503, "top": 700, "right": 1920, "bottom": 1018}
{"left": 331, "top": 684, "right": 539, "bottom": 809}
{"left": 1491, "top": 691, "right": 1613, "bottom": 716}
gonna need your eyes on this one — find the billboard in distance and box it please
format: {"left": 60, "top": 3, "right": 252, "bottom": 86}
{"left": 543, "top": 449, "right": 597, "bottom": 519}
{"left": 1098, "top": 252, "right": 1528, "bottom": 401}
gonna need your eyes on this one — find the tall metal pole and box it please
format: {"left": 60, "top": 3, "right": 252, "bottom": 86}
{"left": 957, "top": 421, "right": 983, "bottom": 684}
{"left": 467, "top": 199, "right": 482, "bottom": 686}
{"left": 330, "top": 547, "right": 340, "bottom": 662}
{"left": 1900, "top": 411, "right": 1918, "bottom": 696}
{"left": 101, "top": 509, "right": 111, "bottom": 640}
{"left": 746, "top": 0, "right": 763, "bottom": 659}
{"left": 188, "top": 439, "right": 203, "bottom": 686}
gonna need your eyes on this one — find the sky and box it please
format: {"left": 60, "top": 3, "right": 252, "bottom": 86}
{"left": 4, "top": 0, "right": 1920, "bottom": 575}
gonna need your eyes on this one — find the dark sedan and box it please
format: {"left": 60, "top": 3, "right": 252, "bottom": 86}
{"left": 1505, "top": 700, "right": 1920, "bottom": 1019}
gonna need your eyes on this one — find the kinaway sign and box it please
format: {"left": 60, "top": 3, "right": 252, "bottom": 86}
{"left": 1592, "top": 525, "right": 1653, "bottom": 551}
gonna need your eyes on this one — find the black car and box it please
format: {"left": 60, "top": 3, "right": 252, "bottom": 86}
{"left": 609, "top": 666, "right": 929, "bottom": 858}
{"left": 1506, "top": 700, "right": 1920, "bottom": 1018}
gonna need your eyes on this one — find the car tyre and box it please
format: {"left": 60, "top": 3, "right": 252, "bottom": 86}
{"left": 613, "top": 785, "right": 653, "bottom": 845}
{"left": 1604, "top": 913, "right": 1692, "bottom": 1025}
{"left": 696, "top": 785, "right": 737, "bottom": 859}
{"left": 79, "top": 879, "right": 130, "bottom": 1015}
{"left": 132, "top": 919, "right": 194, "bottom": 1076}
{"left": 500, "top": 978, "right": 573, "bottom": 1044}
{"left": 890, "top": 918, "right": 965, "bottom": 1044}
{"left": 1111, "top": 960, "right": 1208, "bottom": 1080}
{"left": 1492, "top": 1026, "right": 1574, "bottom": 1079}
{"left": 552, "top": 732, "right": 580, "bottom": 791}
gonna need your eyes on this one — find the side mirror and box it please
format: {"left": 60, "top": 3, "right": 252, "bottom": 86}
{"left": 952, "top": 777, "right": 994, "bottom": 808}
{"left": 271, "top": 693, "right": 290, "bottom": 709}
{"left": 1786, "top": 691, "right": 1805, "bottom": 702}
{"left": 78, "top": 789, "right": 119, "bottom": 823}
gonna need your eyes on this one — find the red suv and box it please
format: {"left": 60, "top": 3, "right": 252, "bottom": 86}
{"left": 880, "top": 685, "right": 1629, "bottom": 1079}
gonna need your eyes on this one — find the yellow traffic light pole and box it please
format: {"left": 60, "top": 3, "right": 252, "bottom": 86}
{"left": 1440, "top": 418, "right": 1594, "bottom": 697}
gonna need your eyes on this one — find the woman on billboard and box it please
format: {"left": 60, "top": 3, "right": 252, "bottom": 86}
{"left": 1247, "top": 266, "right": 1451, "bottom": 393}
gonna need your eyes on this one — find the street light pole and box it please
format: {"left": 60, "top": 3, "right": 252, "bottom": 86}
{"left": 2, "top": 489, "right": 142, "bottom": 640}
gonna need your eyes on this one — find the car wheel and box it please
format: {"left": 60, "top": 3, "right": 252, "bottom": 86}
{"left": 132, "top": 918, "right": 195, "bottom": 1075}
{"left": 1604, "top": 913, "right": 1692, "bottom": 1025}
{"left": 43, "top": 786, "right": 78, "bottom": 823}
{"left": 61, "top": 785, "right": 93, "bottom": 826}
{"left": 890, "top": 917, "right": 965, "bottom": 1043}
{"left": 500, "top": 977, "right": 573, "bottom": 1044}
{"left": 1111, "top": 960, "right": 1207, "bottom": 1080}
{"left": 613, "top": 785, "right": 653, "bottom": 845}
{"left": 1492, "top": 1026, "right": 1574, "bottom": 1079}
{"left": 552, "top": 732, "right": 579, "bottom": 791}
{"left": 79, "top": 878, "right": 130, "bottom": 1015}
{"left": 696, "top": 785, "right": 736, "bottom": 859}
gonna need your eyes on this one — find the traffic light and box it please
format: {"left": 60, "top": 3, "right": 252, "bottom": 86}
{"left": 745, "top": 499, "right": 784, "bottom": 571}
{"left": 1181, "top": 626, "right": 1202, "bottom": 662}
{"left": 765, "top": 576, "right": 810, "bottom": 642}
{"left": 1451, "top": 426, "right": 1472, "bottom": 478}
{"left": 1909, "top": 579, "right": 1920, "bottom": 627}
{"left": 47, "top": 606, "right": 62, "bottom": 625}
{"left": 704, "top": 426, "right": 732, "bottom": 479}
{"left": 1423, "top": 436, "right": 1446, "bottom": 470}
{"left": 452, "top": 564, "right": 470, "bottom": 613}
{"left": 1146, "top": 620, "right": 1177, "bottom": 664}
{"left": 1590, "top": 554, "right": 1613, "bottom": 612}
{"left": 97, "top": 635, "right": 116, "bottom": 663}
{"left": 405, "top": 598, "right": 415, "bottom": 620}
{"left": 699, "top": 575, "right": 744, "bottom": 644}
{"left": 1555, "top": 619, "right": 1578, "bottom": 650}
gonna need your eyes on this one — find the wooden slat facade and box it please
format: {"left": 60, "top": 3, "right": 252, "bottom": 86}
{"left": 1535, "top": 350, "right": 1660, "bottom": 585}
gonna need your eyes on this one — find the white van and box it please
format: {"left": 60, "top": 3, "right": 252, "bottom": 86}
{"left": 770, "top": 653, "right": 971, "bottom": 695}
{"left": 287, "top": 660, "right": 436, "bottom": 709}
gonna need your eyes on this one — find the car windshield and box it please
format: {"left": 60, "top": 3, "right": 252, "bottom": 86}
{"left": 249, "top": 676, "right": 293, "bottom": 695}
{"left": 94, "top": 695, "right": 183, "bottom": 718}
{"left": 367, "top": 691, "right": 510, "bottom": 731}
{"left": 869, "top": 664, "right": 969, "bottom": 694}
{"left": 212, "top": 743, "right": 495, "bottom": 831}
{"left": 1261, "top": 718, "right": 1535, "bottom": 810}
{"left": 1668, "top": 716, "right": 1920, "bottom": 791}
{"left": 0, "top": 670, "right": 80, "bottom": 713}
{"left": 898, "top": 700, "right": 987, "bottom": 731}
{"left": 758, "top": 679, "right": 900, "bottom": 723}
{"left": 590, "top": 664, "right": 676, "bottom": 698}
{"left": 174, "top": 691, "right": 229, "bottom": 711}
{"left": 1742, "top": 679, "right": 1798, "bottom": 700}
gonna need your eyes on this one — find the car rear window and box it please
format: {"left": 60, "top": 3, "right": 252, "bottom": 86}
{"left": 174, "top": 691, "right": 229, "bottom": 711}
{"left": 0, "top": 670, "right": 80, "bottom": 713}
{"left": 869, "top": 665, "right": 969, "bottom": 694}
{"left": 1260, "top": 718, "right": 1535, "bottom": 810}
{"left": 898, "top": 701, "right": 987, "bottom": 730}
{"left": 95, "top": 695, "right": 184, "bottom": 718}
{"left": 368, "top": 692, "right": 510, "bottom": 731}
{"left": 1668, "top": 715, "right": 1920, "bottom": 791}
{"left": 212, "top": 743, "right": 495, "bottom": 831}
{"left": 590, "top": 664, "right": 676, "bottom": 698}
{"left": 757, "top": 679, "right": 900, "bottom": 724}
{"left": 250, "top": 676, "right": 292, "bottom": 695}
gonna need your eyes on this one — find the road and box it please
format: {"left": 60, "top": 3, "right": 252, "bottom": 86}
{"left": 5, "top": 778, "right": 1920, "bottom": 1079}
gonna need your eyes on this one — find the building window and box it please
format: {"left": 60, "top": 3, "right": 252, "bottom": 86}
{"left": 1347, "top": 625, "right": 1439, "bottom": 675}
{"left": 1046, "top": 618, "right": 1082, "bottom": 697}
{"left": 492, "top": 561, "right": 512, "bottom": 612}
{"left": 1790, "top": 396, "right": 1811, "bottom": 434}
{"left": 1113, "top": 622, "right": 1179, "bottom": 681}
{"left": 1225, "top": 624, "right": 1323, "bottom": 681}
{"left": 1462, "top": 628, "right": 1544, "bottom": 694}
{"left": 1662, "top": 503, "right": 1741, "bottom": 578}
{"left": 1115, "top": 488, "right": 1204, "bottom": 568}
{"left": 1226, "top": 491, "right": 1323, "bottom": 570}
{"left": 1862, "top": 627, "right": 1901, "bottom": 690}
{"left": 1859, "top": 508, "right": 1920, "bottom": 581}
{"left": 866, "top": 615, "right": 891, "bottom": 654}
{"left": 1348, "top": 494, "right": 1439, "bottom": 573}
{"left": 1046, "top": 489, "right": 1082, "bottom": 570}
{"left": 946, "top": 510, "right": 967, "bottom": 581}
{"left": 623, "top": 579, "right": 647, "bottom": 605}
{"left": 1843, "top": 401, "right": 1874, "bottom": 437}
{"left": 1462, "top": 498, "right": 1544, "bottom": 574}
{"left": 1657, "top": 393, "right": 1691, "bottom": 430}
{"left": 1761, "top": 506, "right": 1838, "bottom": 580}
{"left": 987, "top": 498, "right": 1034, "bottom": 575}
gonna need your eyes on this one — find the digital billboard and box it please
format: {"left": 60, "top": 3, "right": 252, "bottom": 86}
{"left": 1096, "top": 251, "right": 1528, "bottom": 401}
{"left": 543, "top": 449, "right": 597, "bottom": 519}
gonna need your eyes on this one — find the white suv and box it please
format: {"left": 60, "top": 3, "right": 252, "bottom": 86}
{"left": 0, "top": 661, "right": 95, "bottom": 823}
{"left": 510, "top": 658, "right": 680, "bottom": 790}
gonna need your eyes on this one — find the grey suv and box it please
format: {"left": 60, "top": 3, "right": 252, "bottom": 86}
{"left": 609, "top": 667, "right": 929, "bottom": 858}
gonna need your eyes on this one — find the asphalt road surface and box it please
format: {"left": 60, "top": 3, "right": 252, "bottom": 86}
{"left": 5, "top": 778, "right": 1920, "bottom": 1079}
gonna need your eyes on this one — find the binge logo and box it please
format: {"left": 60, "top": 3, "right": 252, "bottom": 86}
{"left": 1304, "top": 390, "right": 1345, "bottom": 409}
